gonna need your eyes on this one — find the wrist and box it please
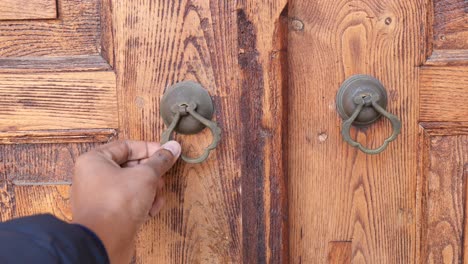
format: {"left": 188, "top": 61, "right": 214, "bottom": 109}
{"left": 73, "top": 210, "right": 137, "bottom": 263}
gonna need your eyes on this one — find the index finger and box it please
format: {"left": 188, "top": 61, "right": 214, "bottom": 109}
{"left": 95, "top": 140, "right": 161, "bottom": 165}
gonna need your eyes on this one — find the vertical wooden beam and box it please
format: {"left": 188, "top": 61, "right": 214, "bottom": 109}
{"left": 100, "top": 0, "right": 114, "bottom": 67}
{"left": 237, "top": 1, "right": 289, "bottom": 263}
{"left": 464, "top": 168, "right": 468, "bottom": 264}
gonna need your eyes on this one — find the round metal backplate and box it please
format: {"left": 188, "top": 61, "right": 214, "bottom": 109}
{"left": 160, "top": 81, "right": 214, "bottom": 135}
{"left": 336, "top": 75, "right": 388, "bottom": 126}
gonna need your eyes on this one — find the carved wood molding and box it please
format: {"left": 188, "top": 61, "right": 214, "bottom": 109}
{"left": 418, "top": 122, "right": 468, "bottom": 262}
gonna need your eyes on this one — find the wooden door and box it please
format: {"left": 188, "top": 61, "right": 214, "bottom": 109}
{"left": 0, "top": 0, "right": 289, "bottom": 263}
{"left": 288, "top": 0, "right": 467, "bottom": 263}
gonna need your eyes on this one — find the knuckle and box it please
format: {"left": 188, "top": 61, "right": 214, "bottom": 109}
{"left": 120, "top": 140, "right": 132, "bottom": 157}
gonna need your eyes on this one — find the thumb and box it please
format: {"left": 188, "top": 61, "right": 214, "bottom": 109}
{"left": 143, "top": 141, "right": 181, "bottom": 177}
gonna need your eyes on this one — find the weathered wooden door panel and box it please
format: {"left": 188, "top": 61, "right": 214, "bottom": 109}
{"left": 419, "top": 125, "right": 468, "bottom": 263}
{"left": 112, "top": 1, "right": 288, "bottom": 262}
{"left": 0, "top": 0, "right": 117, "bottom": 226}
{"left": 419, "top": 1, "right": 468, "bottom": 260}
{"left": 288, "top": 0, "right": 468, "bottom": 263}
{"left": 0, "top": 0, "right": 57, "bottom": 21}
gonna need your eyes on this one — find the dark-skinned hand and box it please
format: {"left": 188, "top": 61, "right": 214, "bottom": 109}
{"left": 71, "top": 140, "right": 181, "bottom": 264}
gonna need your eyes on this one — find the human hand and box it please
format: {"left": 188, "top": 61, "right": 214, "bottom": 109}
{"left": 71, "top": 140, "right": 181, "bottom": 264}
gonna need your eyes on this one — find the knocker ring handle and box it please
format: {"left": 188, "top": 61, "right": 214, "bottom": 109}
{"left": 160, "top": 81, "right": 222, "bottom": 164}
{"left": 161, "top": 103, "right": 221, "bottom": 163}
{"left": 336, "top": 75, "right": 402, "bottom": 155}
{"left": 341, "top": 95, "right": 401, "bottom": 155}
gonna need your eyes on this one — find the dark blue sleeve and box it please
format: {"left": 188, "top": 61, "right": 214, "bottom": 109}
{"left": 0, "top": 214, "right": 109, "bottom": 264}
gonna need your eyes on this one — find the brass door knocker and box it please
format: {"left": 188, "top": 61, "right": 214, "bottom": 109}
{"left": 160, "top": 81, "right": 221, "bottom": 163}
{"left": 336, "top": 75, "right": 401, "bottom": 154}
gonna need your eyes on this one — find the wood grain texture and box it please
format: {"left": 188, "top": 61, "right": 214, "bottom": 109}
{"left": 328, "top": 242, "right": 352, "bottom": 264}
{"left": 0, "top": 129, "right": 116, "bottom": 144}
{"left": 421, "top": 122, "right": 468, "bottom": 135}
{"left": 113, "top": 1, "right": 241, "bottom": 263}
{"left": 0, "top": 0, "right": 57, "bottom": 21}
{"left": 0, "top": 142, "right": 102, "bottom": 183}
{"left": 100, "top": 0, "right": 114, "bottom": 67}
{"left": 288, "top": 0, "right": 424, "bottom": 262}
{"left": 0, "top": 56, "right": 112, "bottom": 73}
{"left": 432, "top": 0, "right": 468, "bottom": 50}
{"left": 420, "top": 66, "right": 468, "bottom": 122}
{"left": 238, "top": 2, "right": 289, "bottom": 263}
{"left": 13, "top": 185, "right": 71, "bottom": 220}
{"left": 0, "top": 0, "right": 110, "bottom": 58}
{"left": 420, "top": 133, "right": 468, "bottom": 263}
{"left": 0, "top": 184, "right": 71, "bottom": 222}
{"left": 426, "top": 50, "right": 468, "bottom": 66}
{"left": 0, "top": 72, "right": 118, "bottom": 130}
{"left": 112, "top": 0, "right": 288, "bottom": 262}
